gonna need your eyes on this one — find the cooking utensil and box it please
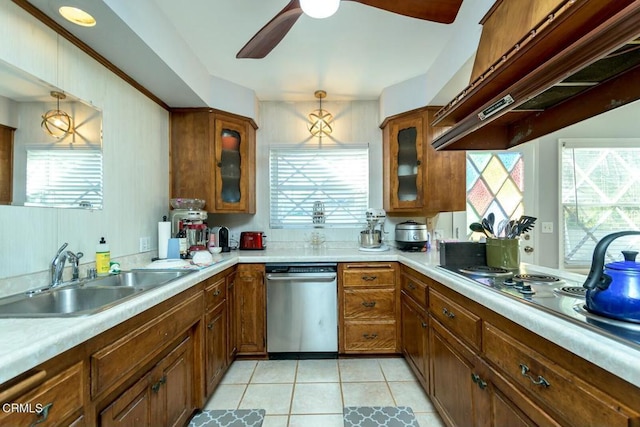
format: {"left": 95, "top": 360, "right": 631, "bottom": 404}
{"left": 470, "top": 222, "right": 491, "bottom": 238}
{"left": 487, "top": 213, "right": 495, "bottom": 234}
{"left": 481, "top": 218, "right": 495, "bottom": 238}
{"left": 516, "top": 216, "right": 537, "bottom": 236}
{"left": 583, "top": 231, "right": 640, "bottom": 322}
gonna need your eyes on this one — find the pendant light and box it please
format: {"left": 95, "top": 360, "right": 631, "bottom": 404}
{"left": 308, "top": 90, "right": 334, "bottom": 139}
{"left": 300, "top": 0, "right": 340, "bottom": 19}
{"left": 41, "top": 91, "right": 73, "bottom": 139}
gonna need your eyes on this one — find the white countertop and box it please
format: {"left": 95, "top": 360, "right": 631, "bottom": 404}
{"left": 1, "top": 248, "right": 639, "bottom": 388}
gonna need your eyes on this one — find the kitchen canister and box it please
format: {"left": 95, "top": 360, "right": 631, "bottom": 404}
{"left": 486, "top": 238, "right": 520, "bottom": 269}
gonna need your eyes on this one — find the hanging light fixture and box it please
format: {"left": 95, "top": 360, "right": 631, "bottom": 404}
{"left": 308, "top": 90, "right": 334, "bottom": 139}
{"left": 41, "top": 91, "right": 73, "bottom": 139}
{"left": 300, "top": 0, "right": 340, "bottom": 19}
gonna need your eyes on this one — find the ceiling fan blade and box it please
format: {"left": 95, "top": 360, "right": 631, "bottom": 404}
{"left": 236, "top": 0, "right": 304, "bottom": 59}
{"left": 346, "top": 0, "right": 463, "bottom": 23}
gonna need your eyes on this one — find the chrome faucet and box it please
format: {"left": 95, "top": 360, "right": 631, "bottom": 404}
{"left": 50, "top": 243, "right": 69, "bottom": 288}
{"left": 66, "top": 250, "right": 84, "bottom": 281}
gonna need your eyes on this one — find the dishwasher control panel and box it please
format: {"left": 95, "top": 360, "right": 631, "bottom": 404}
{"left": 266, "top": 263, "right": 337, "bottom": 274}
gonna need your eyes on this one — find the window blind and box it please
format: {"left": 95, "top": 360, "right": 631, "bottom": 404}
{"left": 26, "top": 149, "right": 103, "bottom": 209}
{"left": 561, "top": 139, "right": 640, "bottom": 266}
{"left": 269, "top": 147, "right": 369, "bottom": 228}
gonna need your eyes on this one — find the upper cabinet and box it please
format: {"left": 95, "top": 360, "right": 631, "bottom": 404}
{"left": 382, "top": 107, "right": 466, "bottom": 215}
{"left": 432, "top": 0, "right": 640, "bottom": 151}
{"left": 171, "top": 108, "right": 257, "bottom": 214}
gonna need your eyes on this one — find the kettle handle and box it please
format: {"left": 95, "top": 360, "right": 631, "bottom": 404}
{"left": 583, "top": 231, "right": 640, "bottom": 290}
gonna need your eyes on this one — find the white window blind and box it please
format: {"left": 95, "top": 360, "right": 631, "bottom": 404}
{"left": 270, "top": 147, "right": 369, "bottom": 228}
{"left": 561, "top": 139, "right": 640, "bottom": 266}
{"left": 26, "top": 149, "right": 103, "bottom": 209}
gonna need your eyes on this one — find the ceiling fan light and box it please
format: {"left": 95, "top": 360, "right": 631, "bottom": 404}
{"left": 300, "top": 0, "right": 340, "bottom": 19}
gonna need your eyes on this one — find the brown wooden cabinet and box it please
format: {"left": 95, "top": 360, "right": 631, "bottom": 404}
{"left": 381, "top": 107, "right": 466, "bottom": 215}
{"left": 170, "top": 108, "right": 257, "bottom": 213}
{"left": 100, "top": 336, "right": 193, "bottom": 427}
{"left": 400, "top": 267, "right": 429, "bottom": 389}
{"left": 235, "top": 264, "right": 266, "bottom": 356}
{"left": 204, "top": 275, "right": 228, "bottom": 397}
{"left": 0, "top": 124, "right": 15, "bottom": 205}
{"left": 226, "top": 270, "right": 237, "bottom": 363}
{"left": 339, "top": 263, "right": 399, "bottom": 354}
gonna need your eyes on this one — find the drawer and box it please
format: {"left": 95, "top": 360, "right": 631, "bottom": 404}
{"left": 205, "top": 277, "right": 226, "bottom": 309}
{"left": 0, "top": 362, "right": 83, "bottom": 427}
{"left": 343, "top": 288, "right": 395, "bottom": 320}
{"left": 91, "top": 293, "right": 202, "bottom": 397}
{"left": 342, "top": 265, "right": 396, "bottom": 287}
{"left": 343, "top": 321, "right": 397, "bottom": 352}
{"left": 484, "top": 323, "right": 640, "bottom": 427}
{"left": 401, "top": 274, "right": 427, "bottom": 307}
{"left": 429, "top": 289, "right": 481, "bottom": 350}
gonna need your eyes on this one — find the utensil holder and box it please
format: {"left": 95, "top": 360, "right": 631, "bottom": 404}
{"left": 486, "top": 238, "right": 520, "bottom": 269}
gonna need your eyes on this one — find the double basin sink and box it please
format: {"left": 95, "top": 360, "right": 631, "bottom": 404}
{"left": 0, "top": 270, "right": 195, "bottom": 318}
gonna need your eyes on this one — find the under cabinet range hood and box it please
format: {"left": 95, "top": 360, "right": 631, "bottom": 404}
{"left": 431, "top": 0, "right": 640, "bottom": 151}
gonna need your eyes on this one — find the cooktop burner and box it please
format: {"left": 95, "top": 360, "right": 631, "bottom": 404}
{"left": 554, "top": 286, "right": 587, "bottom": 298}
{"left": 513, "top": 273, "right": 561, "bottom": 283}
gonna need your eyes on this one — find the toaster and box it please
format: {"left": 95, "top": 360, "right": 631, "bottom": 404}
{"left": 240, "top": 231, "right": 266, "bottom": 250}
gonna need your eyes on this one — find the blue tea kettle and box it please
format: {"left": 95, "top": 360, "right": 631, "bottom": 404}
{"left": 583, "top": 231, "right": 640, "bottom": 322}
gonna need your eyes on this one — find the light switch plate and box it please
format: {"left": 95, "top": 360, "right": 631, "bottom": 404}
{"left": 139, "top": 236, "right": 151, "bottom": 252}
{"left": 541, "top": 222, "right": 554, "bottom": 233}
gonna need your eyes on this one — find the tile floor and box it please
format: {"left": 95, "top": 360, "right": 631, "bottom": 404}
{"left": 203, "top": 357, "right": 446, "bottom": 427}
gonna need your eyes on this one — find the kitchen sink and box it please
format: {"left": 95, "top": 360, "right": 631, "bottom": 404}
{"left": 0, "top": 269, "right": 195, "bottom": 318}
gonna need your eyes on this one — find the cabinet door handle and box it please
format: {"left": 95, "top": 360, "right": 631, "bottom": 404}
{"left": 213, "top": 289, "right": 221, "bottom": 296}
{"left": 151, "top": 376, "right": 167, "bottom": 393}
{"left": 408, "top": 283, "right": 416, "bottom": 290}
{"left": 519, "top": 364, "right": 550, "bottom": 387}
{"left": 217, "top": 162, "right": 222, "bottom": 167}
{"left": 31, "top": 402, "right": 53, "bottom": 426}
{"left": 421, "top": 321, "right": 427, "bottom": 328}
{"left": 416, "top": 160, "right": 421, "bottom": 166}
{"left": 207, "top": 322, "right": 214, "bottom": 330}
{"left": 361, "top": 275, "right": 377, "bottom": 281}
{"left": 363, "top": 333, "right": 378, "bottom": 340}
{"left": 442, "top": 307, "right": 455, "bottom": 319}
{"left": 471, "top": 373, "right": 487, "bottom": 390}
{"left": 361, "top": 301, "right": 376, "bottom": 308}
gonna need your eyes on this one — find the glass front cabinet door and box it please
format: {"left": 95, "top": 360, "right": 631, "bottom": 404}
{"left": 212, "top": 113, "right": 256, "bottom": 213}
{"left": 383, "top": 114, "right": 425, "bottom": 212}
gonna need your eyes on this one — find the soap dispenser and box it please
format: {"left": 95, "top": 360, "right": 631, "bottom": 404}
{"left": 96, "top": 237, "right": 110, "bottom": 275}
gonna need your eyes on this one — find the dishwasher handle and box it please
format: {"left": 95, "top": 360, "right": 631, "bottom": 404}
{"left": 266, "top": 273, "right": 337, "bottom": 282}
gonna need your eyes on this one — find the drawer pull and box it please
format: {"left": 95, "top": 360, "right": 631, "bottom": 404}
{"left": 442, "top": 307, "right": 455, "bottom": 319}
{"left": 363, "top": 333, "right": 378, "bottom": 340}
{"left": 407, "top": 283, "right": 417, "bottom": 290}
{"left": 471, "top": 373, "right": 487, "bottom": 390}
{"left": 207, "top": 322, "right": 214, "bottom": 330}
{"left": 151, "top": 376, "right": 167, "bottom": 393}
{"left": 519, "top": 364, "right": 550, "bottom": 387}
{"left": 213, "top": 289, "right": 221, "bottom": 296}
{"left": 421, "top": 322, "right": 427, "bottom": 328}
{"left": 361, "top": 301, "right": 376, "bottom": 308}
{"left": 31, "top": 402, "right": 53, "bottom": 426}
{"left": 361, "top": 275, "right": 377, "bottom": 281}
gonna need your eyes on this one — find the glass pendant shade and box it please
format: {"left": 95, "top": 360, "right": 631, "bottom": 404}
{"left": 300, "top": 0, "right": 340, "bottom": 19}
{"left": 41, "top": 91, "right": 73, "bottom": 139}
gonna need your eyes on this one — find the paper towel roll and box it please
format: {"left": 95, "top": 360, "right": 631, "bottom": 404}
{"left": 158, "top": 221, "right": 171, "bottom": 259}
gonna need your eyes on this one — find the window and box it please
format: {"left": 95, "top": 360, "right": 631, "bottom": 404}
{"left": 466, "top": 152, "right": 524, "bottom": 237}
{"left": 269, "top": 147, "right": 369, "bottom": 228}
{"left": 561, "top": 139, "right": 640, "bottom": 266}
{"left": 26, "top": 149, "right": 103, "bottom": 209}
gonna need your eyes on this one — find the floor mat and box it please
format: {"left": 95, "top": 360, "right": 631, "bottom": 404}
{"left": 188, "top": 409, "right": 265, "bottom": 427}
{"left": 343, "top": 406, "right": 419, "bottom": 427}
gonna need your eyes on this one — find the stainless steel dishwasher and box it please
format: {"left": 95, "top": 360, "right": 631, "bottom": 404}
{"left": 266, "top": 263, "right": 338, "bottom": 358}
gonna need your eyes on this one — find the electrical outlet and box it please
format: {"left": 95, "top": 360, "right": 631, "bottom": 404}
{"left": 139, "top": 236, "right": 151, "bottom": 252}
{"left": 541, "top": 222, "right": 554, "bottom": 234}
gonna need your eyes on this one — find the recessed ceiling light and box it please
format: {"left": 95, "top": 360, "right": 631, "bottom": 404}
{"left": 59, "top": 6, "right": 96, "bottom": 27}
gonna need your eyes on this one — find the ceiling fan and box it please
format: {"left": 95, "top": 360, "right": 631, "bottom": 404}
{"left": 236, "top": 0, "right": 464, "bottom": 59}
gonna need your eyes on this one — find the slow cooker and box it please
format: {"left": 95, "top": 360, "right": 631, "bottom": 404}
{"left": 395, "top": 220, "right": 429, "bottom": 251}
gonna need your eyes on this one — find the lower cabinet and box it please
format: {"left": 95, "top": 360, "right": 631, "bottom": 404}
{"left": 235, "top": 264, "right": 266, "bottom": 356}
{"left": 400, "top": 293, "right": 428, "bottom": 387}
{"left": 100, "top": 336, "right": 194, "bottom": 427}
{"left": 204, "top": 274, "right": 229, "bottom": 397}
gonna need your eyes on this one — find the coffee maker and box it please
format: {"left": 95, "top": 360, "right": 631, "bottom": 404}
{"left": 211, "top": 226, "right": 230, "bottom": 252}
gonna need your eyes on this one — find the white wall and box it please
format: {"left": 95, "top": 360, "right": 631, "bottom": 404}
{"left": 0, "top": 2, "right": 169, "bottom": 280}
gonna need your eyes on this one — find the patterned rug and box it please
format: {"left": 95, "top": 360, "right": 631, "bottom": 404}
{"left": 188, "top": 409, "right": 265, "bottom": 427}
{"left": 343, "top": 406, "right": 420, "bottom": 427}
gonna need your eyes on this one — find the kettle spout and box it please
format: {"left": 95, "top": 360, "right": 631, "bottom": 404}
{"left": 583, "top": 231, "right": 640, "bottom": 290}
